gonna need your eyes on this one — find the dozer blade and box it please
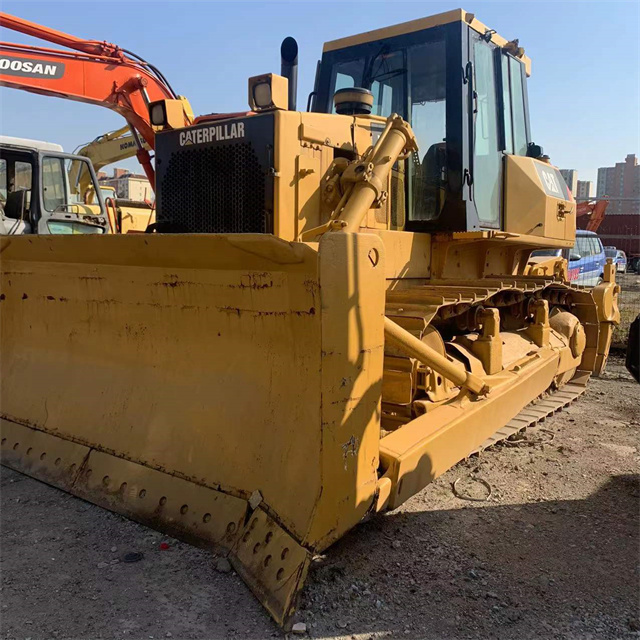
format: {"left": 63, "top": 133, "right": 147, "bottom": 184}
{"left": 0, "top": 232, "right": 386, "bottom": 626}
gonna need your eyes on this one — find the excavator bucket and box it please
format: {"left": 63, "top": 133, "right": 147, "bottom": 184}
{"left": 0, "top": 231, "right": 386, "bottom": 625}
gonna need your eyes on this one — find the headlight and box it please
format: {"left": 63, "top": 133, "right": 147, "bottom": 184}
{"left": 247, "top": 74, "right": 288, "bottom": 111}
{"left": 150, "top": 103, "right": 166, "bottom": 126}
{"left": 253, "top": 82, "right": 272, "bottom": 109}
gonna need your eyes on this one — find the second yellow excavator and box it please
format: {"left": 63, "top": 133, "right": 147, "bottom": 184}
{"left": 71, "top": 127, "right": 156, "bottom": 232}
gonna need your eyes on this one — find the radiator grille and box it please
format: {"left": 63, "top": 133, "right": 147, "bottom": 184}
{"left": 159, "top": 143, "right": 269, "bottom": 233}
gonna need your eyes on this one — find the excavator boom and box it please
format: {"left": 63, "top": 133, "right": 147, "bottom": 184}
{"left": 0, "top": 12, "right": 192, "bottom": 189}
{"left": 0, "top": 12, "right": 125, "bottom": 58}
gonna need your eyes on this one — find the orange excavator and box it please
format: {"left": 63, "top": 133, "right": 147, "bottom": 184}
{"left": 576, "top": 198, "right": 609, "bottom": 232}
{"left": 0, "top": 12, "right": 193, "bottom": 190}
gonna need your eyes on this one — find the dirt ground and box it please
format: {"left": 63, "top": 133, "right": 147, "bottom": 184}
{"left": 1, "top": 354, "right": 638, "bottom": 640}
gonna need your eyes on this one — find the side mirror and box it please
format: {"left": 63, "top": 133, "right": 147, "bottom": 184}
{"left": 569, "top": 252, "right": 581, "bottom": 261}
{"left": 526, "top": 142, "right": 544, "bottom": 159}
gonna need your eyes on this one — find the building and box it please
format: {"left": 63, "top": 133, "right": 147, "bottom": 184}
{"left": 576, "top": 180, "right": 593, "bottom": 199}
{"left": 99, "top": 167, "right": 152, "bottom": 202}
{"left": 559, "top": 169, "right": 578, "bottom": 194}
{"left": 579, "top": 154, "right": 640, "bottom": 256}
{"left": 596, "top": 154, "right": 640, "bottom": 214}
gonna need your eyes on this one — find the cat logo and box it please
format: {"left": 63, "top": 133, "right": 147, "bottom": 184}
{"left": 179, "top": 122, "right": 245, "bottom": 147}
{"left": 535, "top": 164, "right": 568, "bottom": 199}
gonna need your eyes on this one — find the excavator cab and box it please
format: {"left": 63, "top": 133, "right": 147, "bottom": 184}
{"left": 312, "top": 10, "right": 568, "bottom": 236}
{"left": 0, "top": 137, "right": 109, "bottom": 234}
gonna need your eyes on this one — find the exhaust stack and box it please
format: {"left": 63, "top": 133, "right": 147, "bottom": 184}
{"left": 280, "top": 36, "right": 298, "bottom": 110}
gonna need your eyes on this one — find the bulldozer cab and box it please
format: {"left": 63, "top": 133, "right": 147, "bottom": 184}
{"left": 312, "top": 9, "right": 553, "bottom": 233}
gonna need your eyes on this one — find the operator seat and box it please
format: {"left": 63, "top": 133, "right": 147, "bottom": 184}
{"left": 418, "top": 142, "right": 447, "bottom": 220}
{"left": 2, "top": 189, "right": 32, "bottom": 234}
{"left": 420, "top": 142, "right": 446, "bottom": 218}
{"left": 4, "top": 189, "right": 28, "bottom": 220}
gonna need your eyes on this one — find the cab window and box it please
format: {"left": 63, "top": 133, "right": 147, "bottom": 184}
{"left": 0, "top": 158, "right": 6, "bottom": 205}
{"left": 47, "top": 220, "right": 104, "bottom": 234}
{"left": 42, "top": 156, "right": 98, "bottom": 212}
{"left": 509, "top": 57, "right": 528, "bottom": 155}
{"left": 408, "top": 40, "right": 447, "bottom": 222}
{"left": 15, "top": 161, "right": 32, "bottom": 191}
{"left": 42, "top": 156, "right": 66, "bottom": 211}
{"left": 499, "top": 54, "right": 528, "bottom": 156}
{"left": 473, "top": 38, "right": 501, "bottom": 227}
{"left": 329, "top": 49, "right": 404, "bottom": 117}
{"left": 369, "top": 50, "right": 404, "bottom": 117}
{"left": 0, "top": 155, "right": 34, "bottom": 223}
{"left": 499, "top": 56, "right": 514, "bottom": 154}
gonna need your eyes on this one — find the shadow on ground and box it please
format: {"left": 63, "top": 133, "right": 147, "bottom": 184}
{"left": 303, "top": 474, "right": 640, "bottom": 639}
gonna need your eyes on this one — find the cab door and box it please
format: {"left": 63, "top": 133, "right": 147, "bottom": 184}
{"left": 469, "top": 32, "right": 502, "bottom": 228}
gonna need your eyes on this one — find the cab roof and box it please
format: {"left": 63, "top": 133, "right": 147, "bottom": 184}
{"left": 0, "top": 135, "right": 64, "bottom": 153}
{"left": 322, "top": 8, "right": 531, "bottom": 76}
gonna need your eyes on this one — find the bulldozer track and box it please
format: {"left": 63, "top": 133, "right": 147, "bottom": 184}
{"left": 475, "top": 370, "right": 591, "bottom": 453}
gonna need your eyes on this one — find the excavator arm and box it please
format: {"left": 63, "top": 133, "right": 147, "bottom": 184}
{"left": 0, "top": 12, "right": 192, "bottom": 189}
{"left": 69, "top": 126, "right": 151, "bottom": 196}
{"left": 576, "top": 199, "right": 609, "bottom": 233}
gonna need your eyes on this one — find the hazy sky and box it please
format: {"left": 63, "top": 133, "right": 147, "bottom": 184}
{"left": 1, "top": 1, "right": 638, "bottom": 182}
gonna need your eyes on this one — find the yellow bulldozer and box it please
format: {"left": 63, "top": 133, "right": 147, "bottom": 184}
{"left": 0, "top": 8, "right": 620, "bottom": 627}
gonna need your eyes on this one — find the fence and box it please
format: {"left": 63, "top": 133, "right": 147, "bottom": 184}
{"left": 614, "top": 271, "right": 640, "bottom": 348}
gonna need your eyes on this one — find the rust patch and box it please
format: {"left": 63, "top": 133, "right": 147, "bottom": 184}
{"left": 331, "top": 396, "right": 363, "bottom": 406}
{"left": 341, "top": 436, "right": 359, "bottom": 469}
{"left": 229, "top": 273, "right": 275, "bottom": 290}
{"left": 217, "top": 306, "right": 315, "bottom": 318}
{"left": 22, "top": 293, "right": 28, "bottom": 300}
{"left": 228, "top": 282, "right": 274, "bottom": 290}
